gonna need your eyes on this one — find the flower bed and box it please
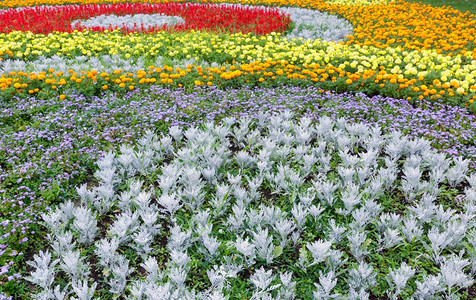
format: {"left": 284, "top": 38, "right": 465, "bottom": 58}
{"left": 0, "top": 0, "right": 475, "bottom": 298}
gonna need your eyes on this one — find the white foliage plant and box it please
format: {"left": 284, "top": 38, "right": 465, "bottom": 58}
{"left": 29, "top": 113, "right": 475, "bottom": 299}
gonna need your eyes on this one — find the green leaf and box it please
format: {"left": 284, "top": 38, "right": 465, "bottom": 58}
{"left": 299, "top": 245, "right": 308, "bottom": 262}
{"left": 102, "top": 267, "right": 111, "bottom": 277}
{"left": 273, "top": 246, "right": 283, "bottom": 258}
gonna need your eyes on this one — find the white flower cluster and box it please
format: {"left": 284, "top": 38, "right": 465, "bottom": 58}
{"left": 218, "top": 3, "right": 353, "bottom": 42}
{"left": 70, "top": 14, "right": 185, "bottom": 31}
{"left": 0, "top": 54, "right": 204, "bottom": 75}
{"left": 278, "top": 6, "right": 353, "bottom": 42}
{"left": 29, "top": 113, "right": 476, "bottom": 299}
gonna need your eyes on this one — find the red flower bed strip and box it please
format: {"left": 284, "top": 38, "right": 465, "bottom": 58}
{"left": 0, "top": 2, "right": 291, "bottom": 35}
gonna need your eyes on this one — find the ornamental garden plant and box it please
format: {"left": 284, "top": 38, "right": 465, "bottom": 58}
{"left": 0, "top": 0, "right": 475, "bottom": 299}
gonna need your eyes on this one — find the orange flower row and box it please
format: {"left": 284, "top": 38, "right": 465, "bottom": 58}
{"left": 2, "top": 60, "right": 475, "bottom": 110}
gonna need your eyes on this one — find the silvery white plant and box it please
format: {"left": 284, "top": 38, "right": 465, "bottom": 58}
{"left": 440, "top": 253, "right": 473, "bottom": 298}
{"left": 446, "top": 158, "right": 469, "bottom": 187}
{"left": 326, "top": 249, "right": 348, "bottom": 273}
{"left": 351, "top": 207, "right": 371, "bottom": 230}
{"left": 401, "top": 216, "right": 424, "bottom": 243}
{"left": 210, "top": 183, "right": 230, "bottom": 217}
{"left": 250, "top": 267, "right": 279, "bottom": 299}
{"left": 362, "top": 199, "right": 383, "bottom": 219}
{"left": 95, "top": 237, "right": 120, "bottom": 267}
{"left": 49, "top": 230, "right": 76, "bottom": 257}
{"left": 235, "top": 150, "right": 254, "bottom": 169}
{"left": 445, "top": 217, "right": 469, "bottom": 248}
{"left": 233, "top": 235, "right": 256, "bottom": 267}
{"left": 339, "top": 150, "right": 360, "bottom": 168}
{"left": 377, "top": 213, "right": 401, "bottom": 232}
{"left": 71, "top": 280, "right": 97, "bottom": 300}
{"left": 28, "top": 112, "right": 476, "bottom": 298}
{"left": 138, "top": 204, "right": 161, "bottom": 236}
{"left": 306, "top": 239, "right": 332, "bottom": 267}
{"left": 206, "top": 264, "right": 238, "bottom": 292}
{"left": 308, "top": 204, "right": 325, "bottom": 223}
{"left": 313, "top": 179, "right": 338, "bottom": 206}
{"left": 467, "top": 229, "right": 476, "bottom": 275}
{"left": 141, "top": 256, "right": 165, "bottom": 283}
{"left": 291, "top": 202, "right": 309, "bottom": 230}
{"left": 159, "top": 164, "right": 181, "bottom": 193}
{"left": 168, "top": 265, "right": 188, "bottom": 291}
{"left": 226, "top": 204, "right": 247, "bottom": 232}
{"left": 167, "top": 225, "right": 192, "bottom": 252}
{"left": 244, "top": 129, "right": 261, "bottom": 151}
{"left": 356, "top": 166, "right": 372, "bottom": 186}
{"left": 275, "top": 271, "right": 296, "bottom": 300}
{"left": 246, "top": 208, "right": 265, "bottom": 229}
{"left": 347, "top": 262, "right": 377, "bottom": 292}
{"left": 108, "top": 255, "right": 134, "bottom": 295}
{"left": 261, "top": 205, "right": 285, "bottom": 227}
{"left": 434, "top": 205, "right": 456, "bottom": 228}
{"left": 274, "top": 218, "right": 296, "bottom": 247}
{"left": 42, "top": 209, "right": 67, "bottom": 236}
{"left": 233, "top": 185, "right": 249, "bottom": 207}
{"left": 347, "top": 229, "right": 369, "bottom": 263}
{"left": 466, "top": 173, "right": 476, "bottom": 189}
{"left": 118, "top": 144, "right": 138, "bottom": 177}
{"left": 26, "top": 250, "right": 58, "bottom": 290}
{"left": 71, "top": 13, "right": 185, "bottom": 30}
{"left": 426, "top": 226, "right": 452, "bottom": 263}
{"left": 337, "top": 183, "right": 362, "bottom": 216}
{"left": 378, "top": 166, "right": 397, "bottom": 191}
{"left": 313, "top": 270, "right": 339, "bottom": 299}
{"left": 141, "top": 281, "right": 172, "bottom": 300}
{"left": 157, "top": 192, "right": 182, "bottom": 217}
{"left": 408, "top": 193, "right": 437, "bottom": 225}
{"left": 386, "top": 262, "right": 415, "bottom": 300}
{"left": 326, "top": 219, "right": 346, "bottom": 243}
{"left": 59, "top": 250, "right": 90, "bottom": 281}
{"left": 109, "top": 210, "right": 139, "bottom": 245}
{"left": 132, "top": 191, "right": 152, "bottom": 212}
{"left": 414, "top": 273, "right": 445, "bottom": 299}
{"left": 200, "top": 232, "right": 221, "bottom": 260}
{"left": 378, "top": 228, "right": 403, "bottom": 250}
{"left": 252, "top": 227, "right": 275, "bottom": 265}
{"left": 181, "top": 183, "right": 206, "bottom": 211}
{"left": 72, "top": 206, "right": 98, "bottom": 245}
{"left": 127, "top": 281, "right": 147, "bottom": 300}
{"left": 58, "top": 200, "right": 76, "bottom": 221}
{"left": 33, "top": 284, "right": 70, "bottom": 300}
{"left": 347, "top": 288, "right": 369, "bottom": 300}
{"left": 401, "top": 164, "right": 423, "bottom": 202}
{"left": 364, "top": 176, "right": 384, "bottom": 200}
{"left": 131, "top": 225, "right": 154, "bottom": 257}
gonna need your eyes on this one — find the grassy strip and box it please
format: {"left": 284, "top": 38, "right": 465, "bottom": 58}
{"left": 405, "top": 0, "right": 476, "bottom": 14}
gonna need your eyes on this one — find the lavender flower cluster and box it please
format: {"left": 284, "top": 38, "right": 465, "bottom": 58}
{"left": 29, "top": 112, "right": 476, "bottom": 298}
{"left": 0, "top": 85, "right": 474, "bottom": 284}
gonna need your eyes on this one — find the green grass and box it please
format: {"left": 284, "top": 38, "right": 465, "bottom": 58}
{"left": 405, "top": 0, "right": 476, "bottom": 14}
